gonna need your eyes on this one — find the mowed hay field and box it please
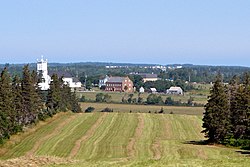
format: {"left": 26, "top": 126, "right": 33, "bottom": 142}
{"left": 80, "top": 102, "right": 204, "bottom": 115}
{"left": 0, "top": 111, "right": 249, "bottom": 167}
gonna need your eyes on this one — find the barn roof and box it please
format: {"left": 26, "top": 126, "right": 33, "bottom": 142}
{"left": 107, "top": 77, "right": 128, "bottom": 83}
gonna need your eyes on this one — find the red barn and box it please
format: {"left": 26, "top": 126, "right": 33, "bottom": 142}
{"left": 105, "top": 76, "right": 134, "bottom": 92}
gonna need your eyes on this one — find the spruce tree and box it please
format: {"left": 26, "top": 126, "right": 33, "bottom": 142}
{"left": 0, "top": 68, "right": 16, "bottom": 140}
{"left": 202, "top": 74, "right": 230, "bottom": 143}
{"left": 233, "top": 73, "right": 250, "bottom": 140}
{"left": 46, "top": 74, "right": 61, "bottom": 113}
{"left": 59, "top": 78, "right": 71, "bottom": 111}
{"left": 12, "top": 75, "right": 23, "bottom": 131}
{"left": 21, "top": 65, "right": 39, "bottom": 125}
{"left": 70, "top": 91, "right": 82, "bottom": 113}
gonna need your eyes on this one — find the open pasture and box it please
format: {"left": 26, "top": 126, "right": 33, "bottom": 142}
{"left": 77, "top": 90, "right": 208, "bottom": 105}
{"left": 81, "top": 102, "right": 204, "bottom": 115}
{"left": 0, "top": 111, "right": 249, "bottom": 167}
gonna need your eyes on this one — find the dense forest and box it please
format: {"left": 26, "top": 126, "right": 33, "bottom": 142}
{"left": 203, "top": 73, "right": 250, "bottom": 149}
{"left": 0, "top": 65, "right": 81, "bottom": 144}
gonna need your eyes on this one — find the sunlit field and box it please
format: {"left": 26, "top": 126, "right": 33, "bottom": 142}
{"left": 0, "top": 109, "right": 249, "bottom": 167}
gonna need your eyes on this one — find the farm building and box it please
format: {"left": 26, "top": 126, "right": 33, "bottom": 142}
{"left": 149, "top": 88, "right": 157, "bottom": 93}
{"left": 139, "top": 73, "right": 158, "bottom": 82}
{"left": 99, "top": 75, "right": 110, "bottom": 88}
{"left": 50, "top": 71, "right": 82, "bottom": 90}
{"left": 166, "top": 86, "right": 183, "bottom": 95}
{"left": 105, "top": 76, "right": 134, "bottom": 93}
{"left": 139, "top": 87, "right": 145, "bottom": 93}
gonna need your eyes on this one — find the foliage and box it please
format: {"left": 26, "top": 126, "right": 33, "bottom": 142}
{"left": 101, "top": 107, "right": 113, "bottom": 112}
{"left": 79, "top": 95, "right": 86, "bottom": 102}
{"left": 0, "top": 65, "right": 82, "bottom": 144}
{"left": 95, "top": 93, "right": 104, "bottom": 102}
{"left": 146, "top": 94, "right": 163, "bottom": 104}
{"left": 95, "top": 93, "right": 112, "bottom": 103}
{"left": 202, "top": 73, "right": 250, "bottom": 148}
{"left": 85, "top": 106, "right": 95, "bottom": 113}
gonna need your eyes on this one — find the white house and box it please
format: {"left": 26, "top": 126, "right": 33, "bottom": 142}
{"left": 99, "top": 75, "right": 110, "bottom": 88}
{"left": 62, "top": 77, "right": 82, "bottom": 89}
{"left": 166, "top": 86, "right": 183, "bottom": 95}
{"left": 139, "top": 87, "right": 145, "bottom": 93}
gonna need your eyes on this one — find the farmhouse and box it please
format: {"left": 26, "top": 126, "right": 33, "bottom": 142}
{"left": 166, "top": 86, "right": 183, "bottom": 95}
{"left": 105, "top": 76, "right": 134, "bottom": 92}
{"left": 50, "top": 71, "right": 82, "bottom": 90}
{"left": 99, "top": 75, "right": 110, "bottom": 88}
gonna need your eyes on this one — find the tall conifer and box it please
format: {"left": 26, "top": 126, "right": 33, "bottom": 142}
{"left": 21, "top": 65, "right": 39, "bottom": 125}
{"left": 0, "top": 68, "right": 16, "bottom": 140}
{"left": 202, "top": 74, "right": 230, "bottom": 143}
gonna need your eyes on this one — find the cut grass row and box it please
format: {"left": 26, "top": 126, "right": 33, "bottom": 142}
{"left": 0, "top": 112, "right": 249, "bottom": 167}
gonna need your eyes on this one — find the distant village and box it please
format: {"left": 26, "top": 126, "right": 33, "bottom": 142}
{"left": 37, "top": 57, "right": 184, "bottom": 95}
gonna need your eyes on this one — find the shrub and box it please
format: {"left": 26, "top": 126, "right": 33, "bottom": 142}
{"left": 85, "top": 106, "right": 95, "bottom": 113}
{"left": 79, "top": 95, "right": 86, "bottom": 102}
{"left": 159, "top": 107, "right": 164, "bottom": 114}
{"left": 101, "top": 107, "right": 113, "bottom": 112}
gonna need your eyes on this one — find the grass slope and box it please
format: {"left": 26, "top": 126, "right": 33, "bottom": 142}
{"left": 0, "top": 112, "right": 249, "bottom": 167}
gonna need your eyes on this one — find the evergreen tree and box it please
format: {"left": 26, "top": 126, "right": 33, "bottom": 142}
{"left": 70, "top": 91, "right": 82, "bottom": 113}
{"left": 21, "top": 65, "right": 39, "bottom": 125}
{"left": 12, "top": 75, "right": 23, "bottom": 131}
{"left": 31, "top": 70, "right": 43, "bottom": 114}
{"left": 46, "top": 74, "right": 61, "bottom": 113}
{"left": 232, "top": 73, "right": 250, "bottom": 140}
{"left": 60, "top": 81, "right": 72, "bottom": 111}
{"left": 0, "top": 67, "right": 14, "bottom": 142}
{"left": 202, "top": 74, "right": 231, "bottom": 143}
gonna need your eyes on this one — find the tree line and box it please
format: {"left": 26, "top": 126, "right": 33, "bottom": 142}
{"left": 202, "top": 73, "right": 250, "bottom": 149}
{"left": 0, "top": 65, "right": 81, "bottom": 144}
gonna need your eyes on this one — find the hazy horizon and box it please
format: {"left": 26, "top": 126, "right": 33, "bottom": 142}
{"left": 1, "top": 1, "right": 250, "bottom": 67}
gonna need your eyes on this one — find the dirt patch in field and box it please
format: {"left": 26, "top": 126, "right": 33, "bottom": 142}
{"left": 152, "top": 140, "right": 161, "bottom": 160}
{"left": 25, "top": 114, "right": 78, "bottom": 156}
{"left": 197, "top": 148, "right": 208, "bottom": 159}
{"left": 68, "top": 112, "right": 107, "bottom": 158}
{"left": 127, "top": 113, "right": 144, "bottom": 158}
{"left": 0, "top": 156, "right": 76, "bottom": 167}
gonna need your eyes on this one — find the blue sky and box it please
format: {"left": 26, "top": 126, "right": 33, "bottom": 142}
{"left": 0, "top": 0, "right": 250, "bottom": 66}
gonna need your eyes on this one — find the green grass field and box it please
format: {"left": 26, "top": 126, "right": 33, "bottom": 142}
{"left": 77, "top": 90, "right": 208, "bottom": 105}
{"left": 0, "top": 111, "right": 249, "bottom": 167}
{"left": 81, "top": 102, "right": 204, "bottom": 115}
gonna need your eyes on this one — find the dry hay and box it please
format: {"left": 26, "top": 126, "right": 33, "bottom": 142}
{"left": 0, "top": 156, "right": 76, "bottom": 167}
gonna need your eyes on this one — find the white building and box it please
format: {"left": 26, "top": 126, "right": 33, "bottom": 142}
{"left": 62, "top": 76, "right": 82, "bottom": 89}
{"left": 166, "top": 86, "right": 183, "bottom": 95}
{"left": 37, "top": 56, "right": 81, "bottom": 91}
{"left": 139, "top": 87, "right": 145, "bottom": 93}
{"left": 150, "top": 88, "right": 157, "bottom": 93}
{"left": 37, "top": 56, "right": 51, "bottom": 90}
{"left": 99, "top": 75, "right": 110, "bottom": 88}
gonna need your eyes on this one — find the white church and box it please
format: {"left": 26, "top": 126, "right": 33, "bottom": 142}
{"left": 37, "top": 56, "right": 82, "bottom": 91}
